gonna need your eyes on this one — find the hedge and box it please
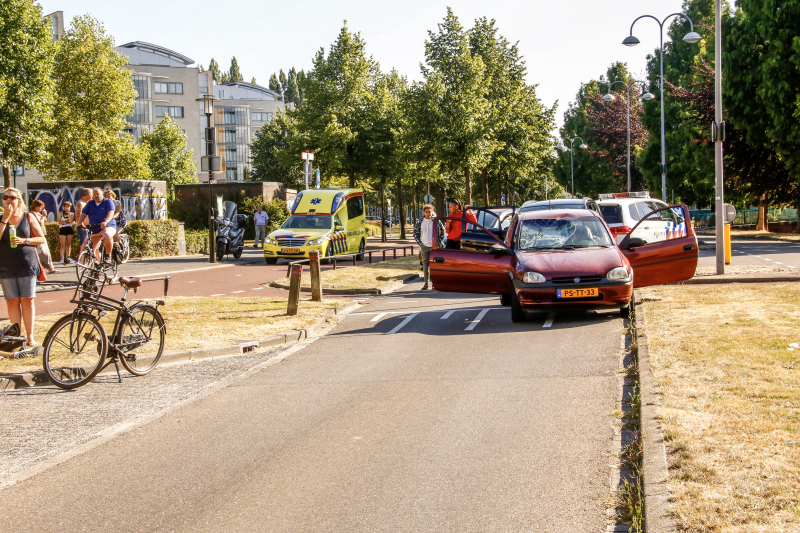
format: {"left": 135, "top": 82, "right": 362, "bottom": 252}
{"left": 43, "top": 219, "right": 180, "bottom": 259}
{"left": 185, "top": 229, "right": 210, "bottom": 255}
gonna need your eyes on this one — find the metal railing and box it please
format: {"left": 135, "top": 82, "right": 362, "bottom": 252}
{"left": 285, "top": 245, "right": 418, "bottom": 276}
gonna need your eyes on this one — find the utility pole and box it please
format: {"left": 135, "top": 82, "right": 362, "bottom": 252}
{"left": 713, "top": 0, "right": 725, "bottom": 274}
{"left": 301, "top": 151, "right": 314, "bottom": 190}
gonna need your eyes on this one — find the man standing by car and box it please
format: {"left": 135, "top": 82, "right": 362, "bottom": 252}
{"left": 253, "top": 205, "right": 269, "bottom": 248}
{"left": 413, "top": 204, "right": 445, "bottom": 290}
{"left": 445, "top": 199, "right": 477, "bottom": 250}
{"left": 75, "top": 188, "right": 92, "bottom": 249}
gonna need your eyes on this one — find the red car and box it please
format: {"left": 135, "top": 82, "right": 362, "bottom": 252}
{"left": 430, "top": 205, "right": 698, "bottom": 322}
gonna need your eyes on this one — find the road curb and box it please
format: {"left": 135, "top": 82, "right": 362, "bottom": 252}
{"left": 678, "top": 275, "right": 800, "bottom": 285}
{"left": 269, "top": 273, "right": 420, "bottom": 295}
{"left": 633, "top": 292, "right": 678, "bottom": 533}
{"left": 0, "top": 301, "right": 361, "bottom": 392}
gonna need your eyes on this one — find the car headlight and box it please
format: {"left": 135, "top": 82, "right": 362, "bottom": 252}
{"left": 522, "top": 271, "right": 546, "bottom": 283}
{"left": 309, "top": 235, "right": 327, "bottom": 246}
{"left": 268, "top": 237, "right": 278, "bottom": 245}
{"left": 607, "top": 266, "right": 632, "bottom": 282}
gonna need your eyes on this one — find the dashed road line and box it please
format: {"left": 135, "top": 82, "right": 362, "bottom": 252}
{"left": 370, "top": 312, "right": 390, "bottom": 322}
{"left": 210, "top": 293, "right": 225, "bottom": 297}
{"left": 542, "top": 313, "right": 556, "bottom": 328}
{"left": 387, "top": 313, "right": 419, "bottom": 335}
{"left": 230, "top": 290, "right": 245, "bottom": 294}
{"left": 465, "top": 309, "right": 491, "bottom": 331}
{"left": 187, "top": 281, "right": 196, "bottom": 283}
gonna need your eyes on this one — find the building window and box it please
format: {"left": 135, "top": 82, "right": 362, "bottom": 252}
{"left": 154, "top": 82, "right": 183, "bottom": 94}
{"left": 216, "top": 107, "right": 250, "bottom": 125}
{"left": 131, "top": 75, "right": 151, "bottom": 99}
{"left": 226, "top": 167, "right": 239, "bottom": 181}
{"left": 156, "top": 106, "right": 184, "bottom": 118}
{"left": 123, "top": 124, "right": 151, "bottom": 141}
{"left": 251, "top": 112, "right": 273, "bottom": 122}
{"left": 127, "top": 101, "right": 152, "bottom": 123}
{"left": 198, "top": 74, "right": 208, "bottom": 95}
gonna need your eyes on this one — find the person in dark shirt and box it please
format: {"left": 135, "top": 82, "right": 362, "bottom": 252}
{"left": 77, "top": 187, "right": 117, "bottom": 263}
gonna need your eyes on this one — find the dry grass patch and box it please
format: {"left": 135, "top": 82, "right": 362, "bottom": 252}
{"left": 1, "top": 296, "right": 343, "bottom": 375}
{"left": 640, "top": 283, "right": 800, "bottom": 532}
{"left": 273, "top": 254, "right": 419, "bottom": 290}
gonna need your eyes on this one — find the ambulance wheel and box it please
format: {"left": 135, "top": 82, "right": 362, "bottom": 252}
{"left": 265, "top": 258, "right": 278, "bottom": 265}
{"left": 323, "top": 243, "right": 335, "bottom": 264}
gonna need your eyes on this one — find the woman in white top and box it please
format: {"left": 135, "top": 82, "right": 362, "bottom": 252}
{"left": 58, "top": 201, "right": 75, "bottom": 264}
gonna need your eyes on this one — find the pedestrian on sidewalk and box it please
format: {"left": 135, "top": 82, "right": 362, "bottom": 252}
{"left": 0, "top": 187, "right": 45, "bottom": 348}
{"left": 413, "top": 204, "right": 445, "bottom": 290}
{"left": 253, "top": 205, "right": 269, "bottom": 248}
{"left": 75, "top": 188, "right": 91, "bottom": 250}
{"left": 58, "top": 201, "right": 75, "bottom": 264}
{"left": 445, "top": 199, "right": 477, "bottom": 250}
{"left": 29, "top": 200, "right": 56, "bottom": 273}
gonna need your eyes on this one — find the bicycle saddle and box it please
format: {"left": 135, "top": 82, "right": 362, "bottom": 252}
{"left": 119, "top": 277, "right": 142, "bottom": 289}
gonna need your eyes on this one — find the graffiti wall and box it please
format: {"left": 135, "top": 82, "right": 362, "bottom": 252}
{"left": 27, "top": 180, "right": 168, "bottom": 222}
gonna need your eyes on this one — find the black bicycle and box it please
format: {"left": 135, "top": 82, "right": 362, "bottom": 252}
{"left": 75, "top": 224, "right": 130, "bottom": 280}
{"left": 43, "top": 259, "right": 166, "bottom": 389}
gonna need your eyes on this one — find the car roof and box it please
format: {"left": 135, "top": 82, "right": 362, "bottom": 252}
{"left": 597, "top": 197, "right": 667, "bottom": 205}
{"left": 518, "top": 208, "right": 600, "bottom": 220}
{"left": 521, "top": 198, "right": 590, "bottom": 207}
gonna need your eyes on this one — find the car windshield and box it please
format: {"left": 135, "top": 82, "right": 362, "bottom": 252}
{"left": 521, "top": 202, "right": 583, "bottom": 212}
{"left": 518, "top": 217, "right": 614, "bottom": 250}
{"left": 282, "top": 215, "right": 332, "bottom": 230}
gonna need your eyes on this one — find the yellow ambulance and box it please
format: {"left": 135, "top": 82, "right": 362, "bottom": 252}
{"left": 263, "top": 188, "right": 368, "bottom": 264}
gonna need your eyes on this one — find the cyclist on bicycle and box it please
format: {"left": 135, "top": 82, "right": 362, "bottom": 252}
{"left": 77, "top": 188, "right": 116, "bottom": 264}
{"left": 103, "top": 190, "right": 124, "bottom": 243}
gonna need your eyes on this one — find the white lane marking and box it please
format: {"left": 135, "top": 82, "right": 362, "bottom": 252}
{"left": 210, "top": 293, "right": 225, "bottom": 297}
{"left": 235, "top": 274, "right": 242, "bottom": 276}
{"left": 789, "top": 266, "right": 797, "bottom": 269}
{"left": 387, "top": 300, "right": 417, "bottom": 303}
{"left": 230, "top": 290, "right": 245, "bottom": 294}
{"left": 371, "top": 312, "right": 389, "bottom": 322}
{"left": 775, "top": 262, "right": 783, "bottom": 264}
{"left": 41, "top": 300, "right": 55, "bottom": 303}
{"left": 387, "top": 313, "right": 419, "bottom": 334}
{"left": 542, "top": 313, "right": 556, "bottom": 328}
{"left": 441, "top": 310, "right": 456, "bottom": 320}
{"left": 465, "top": 308, "right": 491, "bottom": 331}
{"left": 187, "top": 281, "right": 196, "bottom": 283}
{"left": 764, "top": 258, "right": 773, "bottom": 261}
{"left": 251, "top": 287, "right": 264, "bottom": 290}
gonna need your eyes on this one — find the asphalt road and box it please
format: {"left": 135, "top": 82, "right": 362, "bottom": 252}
{"left": 0, "top": 283, "right": 622, "bottom": 532}
{"left": 698, "top": 237, "right": 800, "bottom": 271}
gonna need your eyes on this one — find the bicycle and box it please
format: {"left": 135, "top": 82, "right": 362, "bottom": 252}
{"left": 75, "top": 224, "right": 129, "bottom": 281}
{"left": 43, "top": 258, "right": 166, "bottom": 390}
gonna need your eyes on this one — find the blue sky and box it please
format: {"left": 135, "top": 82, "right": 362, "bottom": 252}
{"left": 39, "top": 0, "right": 690, "bottom": 130}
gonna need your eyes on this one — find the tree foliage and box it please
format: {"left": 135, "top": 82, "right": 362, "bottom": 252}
{"left": 249, "top": 111, "right": 303, "bottom": 189}
{"left": 208, "top": 58, "right": 221, "bottom": 84}
{"left": 0, "top": 0, "right": 55, "bottom": 188}
{"left": 140, "top": 115, "right": 197, "bottom": 199}
{"left": 38, "top": 15, "right": 150, "bottom": 181}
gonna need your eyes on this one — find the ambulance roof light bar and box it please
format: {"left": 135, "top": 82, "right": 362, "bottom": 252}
{"left": 598, "top": 191, "right": 651, "bottom": 199}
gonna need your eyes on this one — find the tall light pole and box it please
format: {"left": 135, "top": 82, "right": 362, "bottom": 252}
{"left": 602, "top": 81, "right": 655, "bottom": 192}
{"left": 712, "top": 0, "right": 725, "bottom": 275}
{"left": 197, "top": 94, "right": 220, "bottom": 263}
{"left": 623, "top": 13, "right": 701, "bottom": 202}
{"left": 557, "top": 137, "right": 587, "bottom": 197}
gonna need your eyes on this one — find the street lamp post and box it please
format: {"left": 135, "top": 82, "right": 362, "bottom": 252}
{"left": 623, "top": 13, "right": 701, "bottom": 202}
{"left": 602, "top": 81, "right": 655, "bottom": 192}
{"left": 197, "top": 94, "right": 220, "bottom": 263}
{"left": 557, "top": 137, "right": 588, "bottom": 197}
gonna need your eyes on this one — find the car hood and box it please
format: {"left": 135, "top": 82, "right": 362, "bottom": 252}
{"left": 518, "top": 247, "right": 625, "bottom": 278}
{"left": 269, "top": 228, "right": 331, "bottom": 240}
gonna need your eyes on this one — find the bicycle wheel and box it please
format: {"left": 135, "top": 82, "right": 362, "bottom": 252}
{"left": 117, "top": 305, "right": 166, "bottom": 376}
{"left": 75, "top": 249, "right": 93, "bottom": 279}
{"left": 120, "top": 235, "right": 130, "bottom": 263}
{"left": 43, "top": 313, "right": 108, "bottom": 389}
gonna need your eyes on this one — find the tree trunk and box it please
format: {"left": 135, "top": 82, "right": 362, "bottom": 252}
{"left": 756, "top": 194, "right": 768, "bottom": 232}
{"left": 464, "top": 166, "right": 472, "bottom": 206}
{"left": 411, "top": 183, "right": 418, "bottom": 226}
{"left": 348, "top": 169, "right": 356, "bottom": 189}
{"left": 380, "top": 177, "right": 387, "bottom": 243}
{"left": 481, "top": 168, "right": 490, "bottom": 207}
{"left": 397, "top": 178, "right": 406, "bottom": 240}
{"left": 436, "top": 184, "right": 445, "bottom": 218}
{"left": 2, "top": 166, "right": 11, "bottom": 189}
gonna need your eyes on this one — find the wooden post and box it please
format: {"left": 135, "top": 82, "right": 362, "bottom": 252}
{"left": 287, "top": 263, "right": 302, "bottom": 316}
{"left": 309, "top": 250, "right": 322, "bottom": 302}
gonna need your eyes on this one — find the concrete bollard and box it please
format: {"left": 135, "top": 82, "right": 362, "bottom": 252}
{"left": 287, "top": 263, "right": 302, "bottom": 316}
{"left": 309, "top": 250, "right": 322, "bottom": 302}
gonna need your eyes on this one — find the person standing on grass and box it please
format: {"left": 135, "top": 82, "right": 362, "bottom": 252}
{"left": 445, "top": 199, "right": 477, "bottom": 250}
{"left": 253, "top": 205, "right": 269, "bottom": 248}
{"left": 413, "top": 204, "right": 445, "bottom": 291}
{"left": 29, "top": 200, "right": 56, "bottom": 273}
{"left": 58, "top": 201, "right": 75, "bottom": 264}
{"left": 75, "top": 188, "right": 91, "bottom": 249}
{"left": 0, "top": 187, "right": 45, "bottom": 350}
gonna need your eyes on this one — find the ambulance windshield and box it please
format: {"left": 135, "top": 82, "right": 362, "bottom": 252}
{"left": 282, "top": 215, "right": 332, "bottom": 230}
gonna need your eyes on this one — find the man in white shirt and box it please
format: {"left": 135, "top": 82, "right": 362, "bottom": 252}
{"left": 413, "top": 204, "right": 445, "bottom": 290}
{"left": 253, "top": 205, "right": 270, "bottom": 248}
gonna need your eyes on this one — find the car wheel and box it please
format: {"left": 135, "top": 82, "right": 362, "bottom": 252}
{"left": 500, "top": 293, "right": 511, "bottom": 306}
{"left": 265, "top": 257, "right": 278, "bottom": 265}
{"left": 323, "top": 242, "right": 335, "bottom": 264}
{"left": 620, "top": 302, "right": 632, "bottom": 317}
{"left": 510, "top": 286, "right": 526, "bottom": 323}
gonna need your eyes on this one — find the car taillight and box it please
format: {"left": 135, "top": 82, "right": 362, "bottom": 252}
{"left": 610, "top": 226, "right": 632, "bottom": 236}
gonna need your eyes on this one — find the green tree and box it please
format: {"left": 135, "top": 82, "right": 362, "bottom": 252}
{"left": 140, "top": 115, "right": 196, "bottom": 199}
{"left": 38, "top": 15, "right": 150, "bottom": 181}
{"left": 296, "top": 22, "right": 380, "bottom": 187}
{"left": 251, "top": 76, "right": 256, "bottom": 84}
{"left": 279, "top": 69, "right": 287, "bottom": 94}
{"left": 0, "top": 0, "right": 55, "bottom": 188}
{"left": 228, "top": 56, "right": 243, "bottom": 82}
{"left": 249, "top": 111, "right": 303, "bottom": 189}
{"left": 268, "top": 73, "right": 282, "bottom": 98}
{"left": 208, "top": 58, "right": 221, "bottom": 83}
{"left": 285, "top": 68, "right": 300, "bottom": 105}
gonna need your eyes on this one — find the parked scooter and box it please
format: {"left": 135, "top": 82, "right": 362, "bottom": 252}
{"left": 215, "top": 201, "right": 248, "bottom": 261}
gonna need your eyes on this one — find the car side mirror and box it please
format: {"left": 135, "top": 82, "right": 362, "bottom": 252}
{"left": 335, "top": 224, "right": 344, "bottom": 231}
{"left": 619, "top": 237, "right": 646, "bottom": 251}
{"left": 489, "top": 243, "right": 513, "bottom": 255}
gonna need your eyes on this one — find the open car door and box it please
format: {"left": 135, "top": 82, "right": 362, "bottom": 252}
{"left": 430, "top": 216, "right": 515, "bottom": 295}
{"left": 460, "top": 206, "right": 517, "bottom": 251}
{"left": 618, "top": 204, "right": 698, "bottom": 288}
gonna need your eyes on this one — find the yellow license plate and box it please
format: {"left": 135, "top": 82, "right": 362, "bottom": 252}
{"left": 281, "top": 248, "right": 301, "bottom": 254}
{"left": 557, "top": 287, "right": 599, "bottom": 298}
